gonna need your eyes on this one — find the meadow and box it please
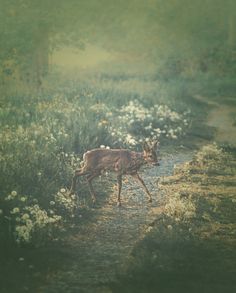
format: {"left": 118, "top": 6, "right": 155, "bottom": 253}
{"left": 1, "top": 71, "right": 236, "bottom": 293}
{"left": 1, "top": 72, "right": 203, "bottom": 247}
{"left": 1, "top": 70, "right": 235, "bottom": 247}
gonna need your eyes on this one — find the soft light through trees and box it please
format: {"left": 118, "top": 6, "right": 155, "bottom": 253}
{"left": 0, "top": 0, "right": 235, "bottom": 92}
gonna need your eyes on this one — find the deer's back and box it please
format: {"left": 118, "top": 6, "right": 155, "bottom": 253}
{"left": 83, "top": 148, "right": 140, "bottom": 174}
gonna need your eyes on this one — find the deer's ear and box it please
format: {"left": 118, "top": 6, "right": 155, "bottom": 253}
{"left": 142, "top": 141, "right": 150, "bottom": 151}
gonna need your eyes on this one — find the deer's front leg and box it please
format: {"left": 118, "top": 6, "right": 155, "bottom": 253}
{"left": 69, "top": 169, "right": 82, "bottom": 195}
{"left": 117, "top": 174, "right": 122, "bottom": 206}
{"left": 86, "top": 173, "right": 99, "bottom": 204}
{"left": 131, "top": 173, "right": 152, "bottom": 203}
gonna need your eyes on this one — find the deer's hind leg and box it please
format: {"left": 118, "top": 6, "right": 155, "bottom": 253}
{"left": 131, "top": 173, "right": 152, "bottom": 203}
{"left": 117, "top": 174, "right": 122, "bottom": 207}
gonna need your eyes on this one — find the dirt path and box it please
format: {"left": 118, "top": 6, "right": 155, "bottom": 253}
{"left": 10, "top": 95, "right": 236, "bottom": 293}
{"left": 194, "top": 95, "right": 236, "bottom": 145}
{"left": 36, "top": 153, "right": 192, "bottom": 293}
{"left": 207, "top": 105, "right": 236, "bottom": 145}
{"left": 36, "top": 95, "right": 236, "bottom": 292}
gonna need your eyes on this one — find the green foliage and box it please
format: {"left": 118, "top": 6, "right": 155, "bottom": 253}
{"left": 1, "top": 0, "right": 236, "bottom": 91}
{"left": 164, "top": 193, "right": 196, "bottom": 222}
{"left": 192, "top": 143, "right": 233, "bottom": 174}
{"left": 0, "top": 74, "right": 193, "bottom": 245}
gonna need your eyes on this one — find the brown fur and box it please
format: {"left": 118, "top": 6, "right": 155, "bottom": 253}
{"left": 70, "top": 141, "right": 159, "bottom": 206}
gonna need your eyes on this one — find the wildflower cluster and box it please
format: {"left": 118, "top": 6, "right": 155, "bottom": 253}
{"left": 15, "top": 204, "right": 62, "bottom": 243}
{"left": 54, "top": 188, "right": 77, "bottom": 218}
{"left": 2, "top": 189, "right": 77, "bottom": 245}
{"left": 99, "top": 100, "right": 190, "bottom": 146}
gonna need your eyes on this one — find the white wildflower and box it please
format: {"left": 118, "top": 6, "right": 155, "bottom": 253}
{"left": 125, "top": 134, "right": 137, "bottom": 146}
{"left": 5, "top": 195, "right": 12, "bottom": 201}
{"left": 19, "top": 257, "right": 24, "bottom": 261}
{"left": 11, "top": 191, "right": 17, "bottom": 197}
{"left": 22, "top": 214, "right": 30, "bottom": 221}
{"left": 71, "top": 194, "right": 76, "bottom": 200}
{"left": 11, "top": 207, "right": 20, "bottom": 214}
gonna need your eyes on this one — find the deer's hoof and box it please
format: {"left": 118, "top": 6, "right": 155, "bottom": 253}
{"left": 148, "top": 198, "right": 152, "bottom": 203}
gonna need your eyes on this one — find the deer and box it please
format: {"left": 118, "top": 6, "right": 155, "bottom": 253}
{"left": 69, "top": 140, "right": 160, "bottom": 206}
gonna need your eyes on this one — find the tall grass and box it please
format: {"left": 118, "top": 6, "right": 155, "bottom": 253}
{"left": 0, "top": 71, "right": 225, "bottom": 245}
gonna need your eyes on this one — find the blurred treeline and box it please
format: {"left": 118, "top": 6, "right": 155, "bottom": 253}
{"left": 0, "top": 0, "right": 236, "bottom": 94}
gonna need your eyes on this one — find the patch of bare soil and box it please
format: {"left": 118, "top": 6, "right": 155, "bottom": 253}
{"left": 194, "top": 95, "right": 236, "bottom": 145}
{"left": 25, "top": 153, "right": 191, "bottom": 293}
{"left": 207, "top": 105, "right": 236, "bottom": 145}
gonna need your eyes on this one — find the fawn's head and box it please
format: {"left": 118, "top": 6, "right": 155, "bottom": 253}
{"left": 143, "top": 140, "right": 160, "bottom": 166}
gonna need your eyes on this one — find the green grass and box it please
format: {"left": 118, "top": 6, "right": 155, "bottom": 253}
{"left": 111, "top": 145, "right": 236, "bottom": 293}
{"left": 0, "top": 72, "right": 234, "bottom": 246}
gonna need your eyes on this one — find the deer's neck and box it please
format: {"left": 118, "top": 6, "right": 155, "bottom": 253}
{"left": 130, "top": 151, "right": 146, "bottom": 169}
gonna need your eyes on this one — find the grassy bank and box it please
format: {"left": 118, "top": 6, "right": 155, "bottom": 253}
{"left": 111, "top": 144, "right": 236, "bottom": 293}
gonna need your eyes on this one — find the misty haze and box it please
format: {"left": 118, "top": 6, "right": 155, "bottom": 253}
{"left": 0, "top": 1, "right": 236, "bottom": 292}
